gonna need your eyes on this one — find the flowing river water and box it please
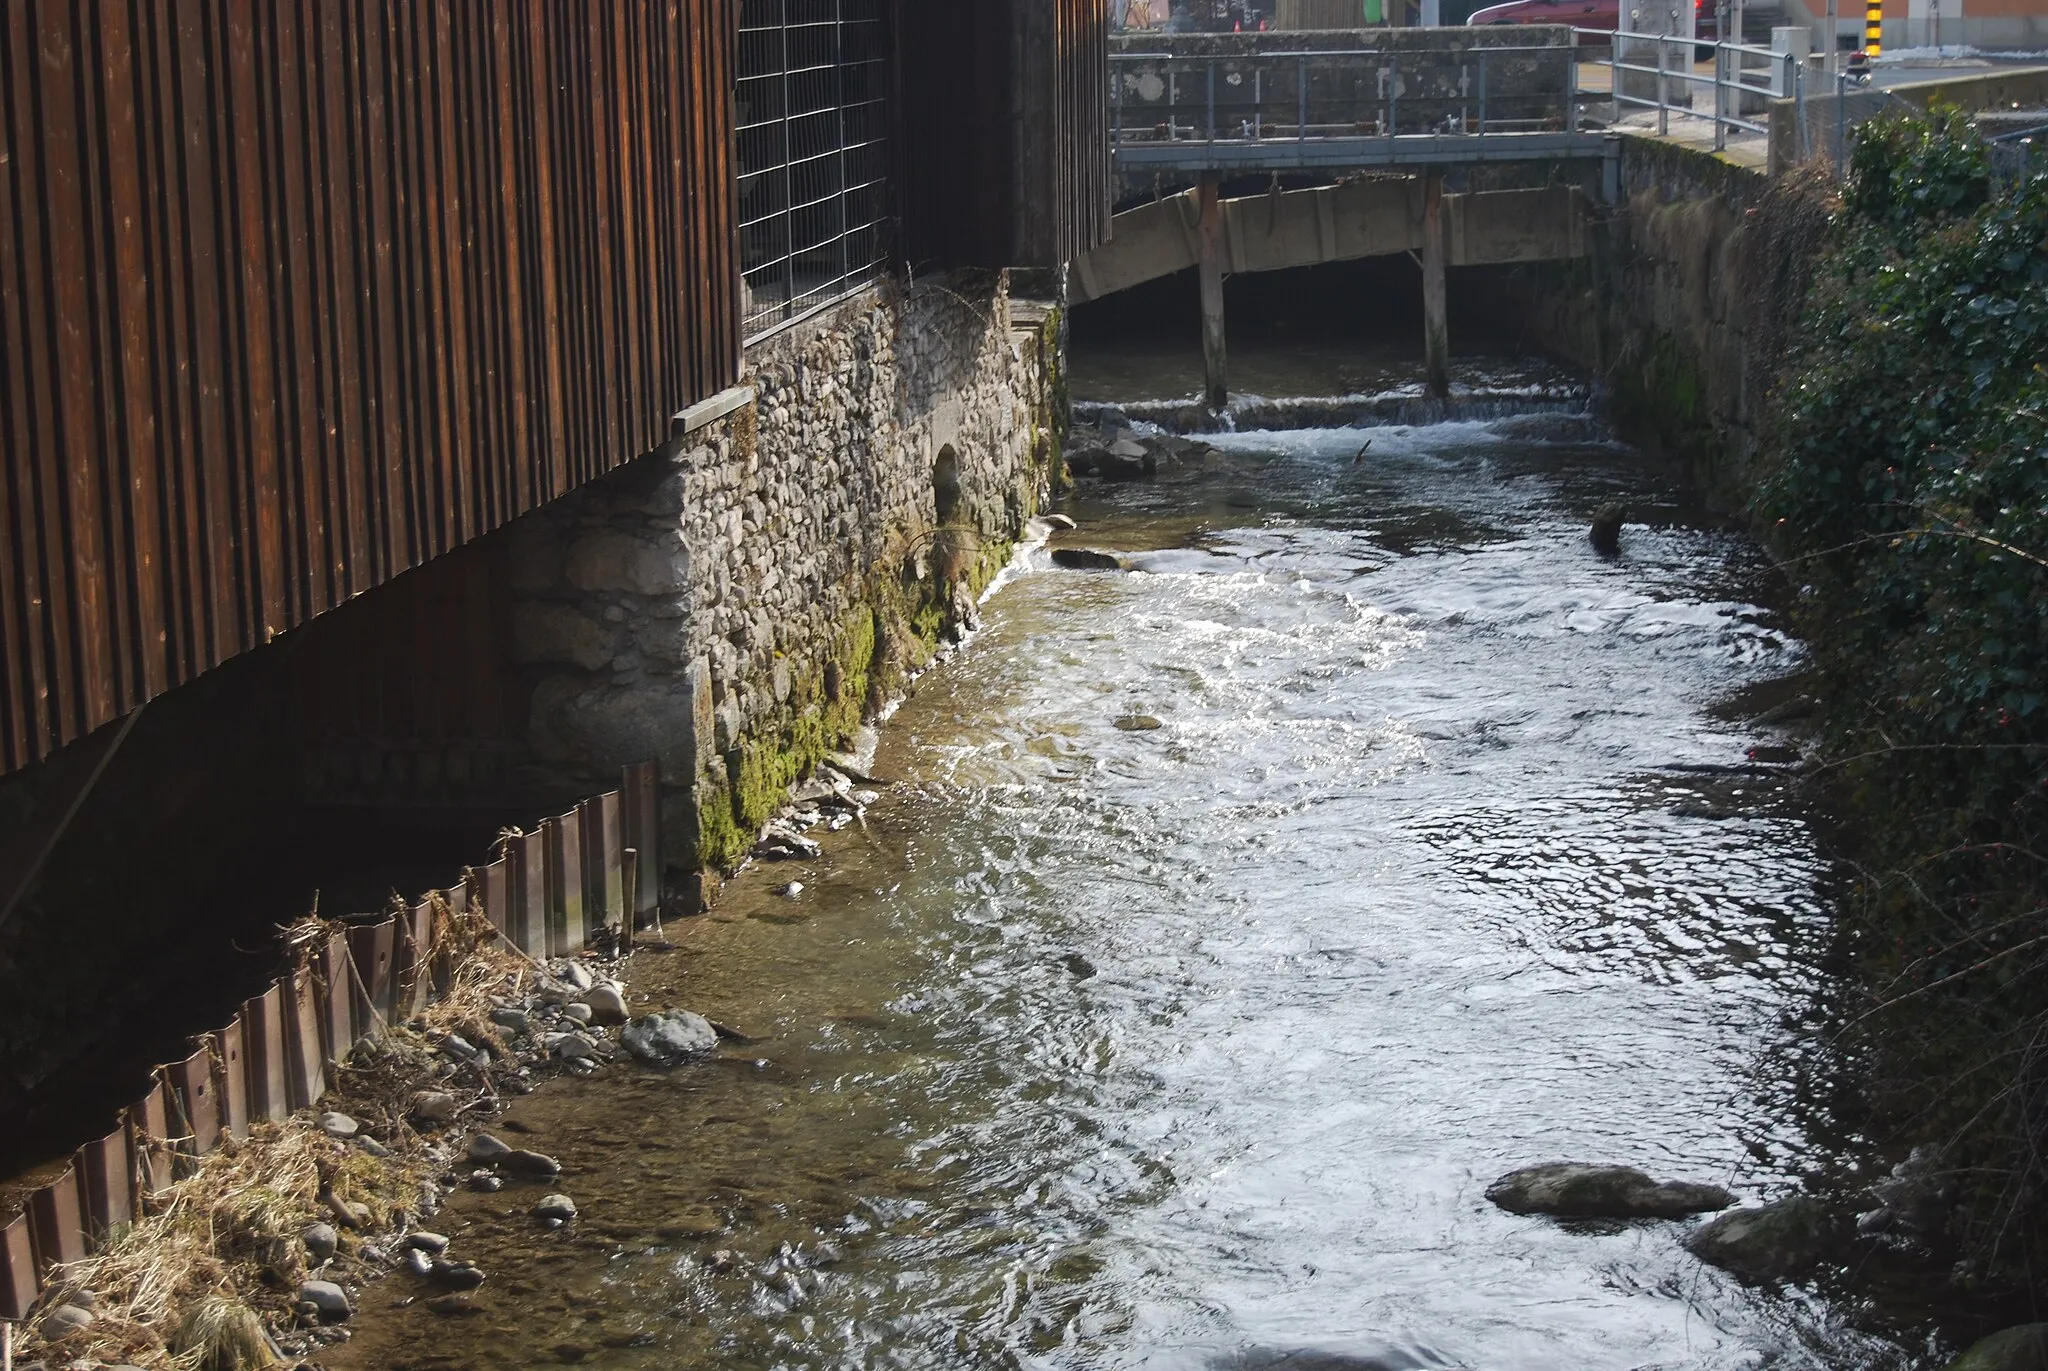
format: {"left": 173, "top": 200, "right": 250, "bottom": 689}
{"left": 334, "top": 357, "right": 1916, "bottom": 1371}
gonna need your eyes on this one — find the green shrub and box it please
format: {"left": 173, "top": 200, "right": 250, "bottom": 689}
{"left": 1759, "top": 112, "right": 2048, "bottom": 1283}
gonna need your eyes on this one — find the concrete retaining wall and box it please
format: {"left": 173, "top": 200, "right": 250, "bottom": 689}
{"left": 506, "top": 271, "right": 1063, "bottom": 896}
{"left": 1511, "top": 134, "right": 1826, "bottom": 507}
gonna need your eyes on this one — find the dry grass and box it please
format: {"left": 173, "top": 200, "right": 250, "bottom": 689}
{"left": 20, "top": 904, "right": 540, "bottom": 1369}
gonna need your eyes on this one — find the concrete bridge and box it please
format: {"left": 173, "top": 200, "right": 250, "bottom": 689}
{"left": 1098, "top": 29, "right": 1611, "bottom": 406}
{"left": 1073, "top": 180, "right": 1589, "bottom": 303}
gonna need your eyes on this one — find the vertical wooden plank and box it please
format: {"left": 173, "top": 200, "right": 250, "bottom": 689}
{"left": 216, "top": 1017, "right": 251, "bottom": 1141}
{"left": 95, "top": 0, "right": 170, "bottom": 706}
{"left": 284, "top": 965, "right": 328, "bottom": 1110}
{"left": 320, "top": 929, "right": 356, "bottom": 1060}
{"left": 77, "top": 1123, "right": 136, "bottom": 1236}
{"left": 243, "top": 983, "right": 291, "bottom": 1123}
{"left": 0, "top": 1210, "right": 36, "bottom": 1320}
{"left": 34, "top": 6, "right": 116, "bottom": 738}
{"left": 544, "top": 811, "right": 585, "bottom": 955}
{"left": 348, "top": 915, "right": 397, "bottom": 1029}
{"left": 26, "top": 1167, "right": 87, "bottom": 1271}
{"left": 224, "top": 0, "right": 287, "bottom": 643}
{"left": 166, "top": 1043, "right": 220, "bottom": 1158}
{"left": 130, "top": 1079, "right": 174, "bottom": 1195}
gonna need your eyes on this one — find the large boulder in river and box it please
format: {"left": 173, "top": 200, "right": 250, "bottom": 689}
{"left": 1684, "top": 1196, "right": 1835, "bottom": 1281}
{"left": 620, "top": 1010, "right": 719, "bottom": 1064}
{"left": 1486, "top": 1162, "right": 1735, "bottom": 1219}
{"left": 1943, "top": 1325, "right": 2048, "bottom": 1371}
{"left": 1051, "top": 548, "right": 1127, "bottom": 572}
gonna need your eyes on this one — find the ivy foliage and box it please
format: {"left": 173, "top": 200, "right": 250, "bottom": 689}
{"left": 1759, "top": 112, "right": 2048, "bottom": 1280}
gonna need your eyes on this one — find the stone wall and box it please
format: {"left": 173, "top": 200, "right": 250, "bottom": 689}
{"left": 505, "top": 270, "right": 1064, "bottom": 897}
{"left": 1508, "top": 135, "right": 1829, "bottom": 510}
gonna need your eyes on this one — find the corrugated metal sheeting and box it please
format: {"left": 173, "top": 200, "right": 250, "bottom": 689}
{"left": 0, "top": 1, "right": 741, "bottom": 779}
{"left": 895, "top": 0, "right": 1112, "bottom": 270}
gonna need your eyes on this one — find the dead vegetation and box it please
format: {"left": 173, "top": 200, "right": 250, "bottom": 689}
{"left": 16, "top": 905, "right": 537, "bottom": 1370}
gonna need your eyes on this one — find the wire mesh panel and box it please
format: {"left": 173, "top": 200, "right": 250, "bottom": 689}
{"left": 737, "top": 0, "right": 893, "bottom": 342}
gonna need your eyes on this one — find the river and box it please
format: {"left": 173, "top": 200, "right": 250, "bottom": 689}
{"left": 333, "top": 355, "right": 1912, "bottom": 1371}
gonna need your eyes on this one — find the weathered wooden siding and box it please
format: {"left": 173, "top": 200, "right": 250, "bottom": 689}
{"left": 0, "top": 0, "right": 740, "bottom": 779}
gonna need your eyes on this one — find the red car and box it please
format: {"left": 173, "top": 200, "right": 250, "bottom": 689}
{"left": 1466, "top": 0, "right": 1720, "bottom": 41}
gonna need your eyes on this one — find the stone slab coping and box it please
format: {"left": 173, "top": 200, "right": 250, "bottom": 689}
{"left": 673, "top": 385, "right": 756, "bottom": 438}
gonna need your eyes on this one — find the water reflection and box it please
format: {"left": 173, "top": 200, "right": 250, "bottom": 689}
{"left": 333, "top": 400, "right": 1904, "bottom": 1371}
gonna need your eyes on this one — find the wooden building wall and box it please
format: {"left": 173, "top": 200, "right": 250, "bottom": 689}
{"left": 0, "top": 0, "right": 741, "bottom": 780}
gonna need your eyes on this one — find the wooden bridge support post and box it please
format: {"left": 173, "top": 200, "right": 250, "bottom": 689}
{"left": 1421, "top": 169, "right": 1450, "bottom": 399}
{"left": 1196, "top": 173, "right": 1228, "bottom": 413}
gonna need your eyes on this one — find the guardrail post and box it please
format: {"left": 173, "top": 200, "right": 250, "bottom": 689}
{"left": 1656, "top": 35, "right": 1669, "bottom": 137}
{"left": 1297, "top": 54, "right": 1307, "bottom": 141}
{"left": 1714, "top": 41, "right": 1728, "bottom": 150}
{"left": 1477, "top": 51, "right": 1488, "bottom": 134}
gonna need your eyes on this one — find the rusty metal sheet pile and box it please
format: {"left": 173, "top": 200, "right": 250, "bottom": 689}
{"left": 0, "top": 2, "right": 740, "bottom": 777}
{"left": 0, "top": 762, "right": 661, "bottom": 1320}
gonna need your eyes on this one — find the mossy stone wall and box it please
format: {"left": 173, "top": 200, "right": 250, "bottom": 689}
{"left": 506, "top": 271, "right": 1063, "bottom": 900}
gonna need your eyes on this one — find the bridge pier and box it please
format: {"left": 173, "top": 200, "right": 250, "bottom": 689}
{"left": 1197, "top": 173, "right": 1228, "bottom": 413}
{"left": 1421, "top": 169, "right": 1450, "bottom": 400}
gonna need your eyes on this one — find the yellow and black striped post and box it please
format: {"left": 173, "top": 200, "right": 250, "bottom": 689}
{"left": 1865, "top": 0, "right": 1883, "bottom": 57}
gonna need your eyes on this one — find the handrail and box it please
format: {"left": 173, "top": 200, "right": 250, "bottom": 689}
{"left": 1572, "top": 25, "right": 1798, "bottom": 148}
{"left": 1108, "top": 41, "right": 1582, "bottom": 150}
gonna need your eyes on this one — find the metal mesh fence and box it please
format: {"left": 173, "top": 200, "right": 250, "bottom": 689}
{"left": 736, "top": 0, "right": 892, "bottom": 342}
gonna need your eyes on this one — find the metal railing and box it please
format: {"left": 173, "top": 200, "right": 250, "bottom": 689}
{"left": 1109, "top": 44, "right": 1582, "bottom": 148}
{"left": 1576, "top": 27, "right": 1795, "bottom": 151}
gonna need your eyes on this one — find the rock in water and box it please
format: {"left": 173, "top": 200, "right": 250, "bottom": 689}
{"left": 465, "top": 1134, "right": 512, "bottom": 1163}
{"left": 533, "top": 1194, "right": 579, "bottom": 1223}
{"left": 1486, "top": 1162, "right": 1735, "bottom": 1219}
{"left": 1050, "top": 548, "right": 1125, "bottom": 571}
{"left": 1942, "top": 1325, "right": 2048, "bottom": 1371}
{"left": 499, "top": 1149, "right": 562, "bottom": 1178}
{"left": 1589, "top": 502, "right": 1625, "bottom": 556}
{"left": 1685, "top": 1196, "right": 1835, "bottom": 1281}
{"left": 621, "top": 1009, "right": 720, "bottom": 1064}
{"left": 429, "top": 1261, "right": 488, "bottom": 1292}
